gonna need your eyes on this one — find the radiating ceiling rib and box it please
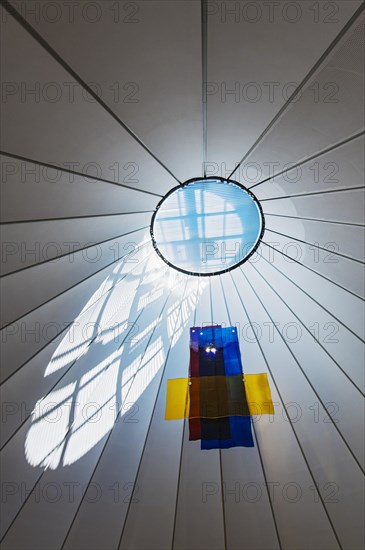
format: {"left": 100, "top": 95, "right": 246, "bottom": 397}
{"left": 248, "top": 130, "right": 365, "bottom": 190}
{"left": 1, "top": 236, "right": 151, "bottom": 331}
{"left": 1, "top": 1, "right": 181, "bottom": 186}
{"left": 241, "top": 266, "right": 364, "bottom": 475}
{"left": 201, "top": 0, "right": 208, "bottom": 177}
{"left": 0, "top": 153, "right": 158, "bottom": 223}
{"left": 217, "top": 427, "right": 226, "bottom": 546}
{"left": 265, "top": 213, "right": 365, "bottom": 228}
{"left": 260, "top": 245, "right": 364, "bottom": 339}
{"left": 118, "top": 278, "right": 201, "bottom": 550}
{"left": 267, "top": 227, "right": 365, "bottom": 303}
{"left": 0, "top": 455, "right": 43, "bottom": 543}
{"left": 229, "top": 270, "right": 343, "bottom": 550}
{"left": 251, "top": 251, "right": 365, "bottom": 387}
{"left": 171, "top": 279, "right": 199, "bottom": 549}
{"left": 0, "top": 225, "right": 150, "bottom": 279}
{"left": 0, "top": 1, "right": 363, "bottom": 547}
{"left": 0, "top": 151, "right": 164, "bottom": 198}
{"left": 218, "top": 276, "right": 282, "bottom": 550}
{"left": 117, "top": 279, "right": 189, "bottom": 550}
{"left": 250, "top": 261, "right": 364, "bottom": 395}
{"left": 0, "top": 266, "right": 154, "bottom": 542}
{"left": 265, "top": 228, "right": 365, "bottom": 264}
{"left": 75, "top": 278, "right": 195, "bottom": 549}
{"left": 0, "top": 212, "right": 154, "bottom": 225}
{"left": 171, "top": 417, "right": 190, "bottom": 548}
{"left": 262, "top": 241, "right": 364, "bottom": 301}
{"left": 0, "top": 248, "right": 157, "bottom": 455}
{"left": 228, "top": 2, "right": 365, "bottom": 180}
{"left": 253, "top": 139, "right": 365, "bottom": 207}
{"left": 260, "top": 186, "right": 365, "bottom": 201}
{"left": 0, "top": 247, "right": 155, "bottom": 387}
{"left": 1, "top": 213, "right": 153, "bottom": 277}
{"left": 6, "top": 2, "right": 203, "bottom": 184}
{"left": 208, "top": 279, "right": 228, "bottom": 550}
{"left": 258, "top": 252, "right": 364, "bottom": 344}
{"left": 265, "top": 217, "right": 364, "bottom": 266}
{"left": 168, "top": 281, "right": 226, "bottom": 550}
{"left": 1, "top": 256, "right": 168, "bottom": 547}
{"left": 61, "top": 289, "right": 172, "bottom": 549}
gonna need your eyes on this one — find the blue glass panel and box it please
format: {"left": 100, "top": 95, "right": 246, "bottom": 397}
{"left": 200, "top": 417, "right": 231, "bottom": 441}
{"left": 198, "top": 326, "right": 225, "bottom": 376}
{"left": 201, "top": 416, "right": 254, "bottom": 449}
{"left": 222, "top": 327, "right": 243, "bottom": 376}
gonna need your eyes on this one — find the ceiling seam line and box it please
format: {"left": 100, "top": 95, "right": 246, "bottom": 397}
{"left": 0, "top": 261, "right": 155, "bottom": 544}
{"left": 265, "top": 228, "right": 365, "bottom": 265}
{"left": 241, "top": 266, "right": 364, "bottom": 476}
{"left": 117, "top": 278, "right": 190, "bottom": 549}
{"left": 24, "top": 311, "right": 146, "bottom": 470}
{"left": 220, "top": 276, "right": 282, "bottom": 550}
{"left": 1, "top": 274, "right": 154, "bottom": 545}
{"left": 36, "top": 265, "right": 164, "bottom": 460}
{"left": 1, "top": 1, "right": 181, "bottom": 186}
{"left": 171, "top": 408, "right": 188, "bottom": 549}
{"left": 260, "top": 186, "right": 365, "bottom": 201}
{"left": 258, "top": 252, "right": 364, "bottom": 345}
{"left": 60, "top": 290, "right": 173, "bottom": 550}
{"left": 1, "top": 239, "right": 151, "bottom": 332}
{"left": 0, "top": 252, "right": 156, "bottom": 454}
{"left": 227, "top": 2, "right": 365, "bottom": 180}
{"left": 0, "top": 225, "right": 150, "bottom": 279}
{"left": 171, "top": 277, "right": 199, "bottom": 549}
{"left": 230, "top": 271, "right": 343, "bottom": 550}
{"left": 0, "top": 151, "right": 164, "bottom": 198}
{"left": 52, "top": 266, "right": 152, "bottom": 469}
{"left": 248, "top": 130, "right": 365, "bottom": 190}
{"left": 264, "top": 213, "right": 365, "bottom": 228}
{"left": 0, "top": 212, "right": 155, "bottom": 225}
{"left": 209, "top": 277, "right": 214, "bottom": 328}
{"left": 218, "top": 442, "right": 228, "bottom": 550}
{"left": 260, "top": 241, "right": 364, "bottom": 301}
{"left": 201, "top": 0, "right": 208, "bottom": 179}
{"left": 250, "top": 261, "right": 365, "bottom": 396}
{"left": 0, "top": 249, "right": 154, "bottom": 389}
{"left": 210, "top": 278, "right": 228, "bottom": 550}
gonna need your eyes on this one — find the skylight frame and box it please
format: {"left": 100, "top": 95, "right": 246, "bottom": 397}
{"left": 150, "top": 176, "right": 265, "bottom": 277}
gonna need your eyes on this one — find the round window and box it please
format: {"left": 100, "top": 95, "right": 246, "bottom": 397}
{"left": 150, "top": 177, "right": 264, "bottom": 276}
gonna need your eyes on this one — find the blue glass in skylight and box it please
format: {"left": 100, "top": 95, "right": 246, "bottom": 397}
{"left": 151, "top": 178, "right": 264, "bottom": 276}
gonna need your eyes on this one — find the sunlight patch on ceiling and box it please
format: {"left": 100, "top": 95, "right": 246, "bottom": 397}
{"left": 24, "top": 242, "right": 203, "bottom": 469}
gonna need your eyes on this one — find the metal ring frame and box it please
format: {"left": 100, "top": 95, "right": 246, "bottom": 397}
{"left": 150, "top": 177, "right": 265, "bottom": 277}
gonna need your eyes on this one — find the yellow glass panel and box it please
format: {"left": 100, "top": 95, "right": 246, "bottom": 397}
{"left": 165, "top": 378, "right": 190, "bottom": 420}
{"left": 189, "top": 375, "right": 249, "bottom": 418}
{"left": 244, "top": 373, "right": 274, "bottom": 415}
{"left": 165, "top": 373, "right": 274, "bottom": 419}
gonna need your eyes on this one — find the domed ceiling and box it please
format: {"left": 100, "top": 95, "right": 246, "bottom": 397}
{"left": 0, "top": 1, "right": 364, "bottom": 549}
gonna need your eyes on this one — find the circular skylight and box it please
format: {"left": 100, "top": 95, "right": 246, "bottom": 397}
{"left": 151, "top": 177, "right": 265, "bottom": 276}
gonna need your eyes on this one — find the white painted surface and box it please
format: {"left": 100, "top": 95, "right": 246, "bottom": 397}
{"left": 1, "top": 2, "right": 364, "bottom": 549}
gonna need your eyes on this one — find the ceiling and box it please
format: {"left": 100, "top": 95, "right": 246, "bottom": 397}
{"left": 0, "top": 1, "right": 364, "bottom": 549}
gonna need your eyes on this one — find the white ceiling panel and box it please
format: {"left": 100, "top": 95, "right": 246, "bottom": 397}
{"left": 0, "top": 2, "right": 364, "bottom": 550}
{"left": 0, "top": 213, "right": 150, "bottom": 274}
{"left": 0, "top": 154, "right": 157, "bottom": 222}
{"left": 10, "top": 0, "right": 203, "bottom": 183}
{"left": 251, "top": 134, "right": 364, "bottom": 201}
{"left": 233, "top": 15, "right": 365, "bottom": 185}
{"left": 0, "top": 6, "right": 177, "bottom": 196}
{"left": 206, "top": 0, "right": 363, "bottom": 172}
